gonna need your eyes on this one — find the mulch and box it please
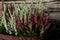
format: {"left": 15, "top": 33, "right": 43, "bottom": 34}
{"left": 0, "top": 34, "right": 42, "bottom": 40}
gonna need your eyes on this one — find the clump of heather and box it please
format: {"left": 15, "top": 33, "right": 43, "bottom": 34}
{"left": 0, "top": 1, "right": 50, "bottom": 36}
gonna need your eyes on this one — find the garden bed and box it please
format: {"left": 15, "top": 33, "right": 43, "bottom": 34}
{"left": 0, "top": 34, "right": 42, "bottom": 40}
{"left": 0, "top": 1, "right": 50, "bottom": 40}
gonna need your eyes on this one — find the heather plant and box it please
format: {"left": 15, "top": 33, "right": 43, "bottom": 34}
{"left": 0, "top": 0, "right": 50, "bottom": 36}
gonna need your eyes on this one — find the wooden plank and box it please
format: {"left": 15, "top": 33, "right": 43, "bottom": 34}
{"left": 1, "top": 1, "right": 39, "bottom": 4}
{"left": 45, "top": 2, "right": 60, "bottom": 8}
{"left": 0, "top": 2, "right": 2, "bottom": 14}
{"left": 49, "top": 12, "right": 60, "bottom": 21}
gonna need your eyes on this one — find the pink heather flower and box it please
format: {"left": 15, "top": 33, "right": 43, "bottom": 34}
{"left": 42, "top": 13, "right": 47, "bottom": 19}
{"left": 16, "top": 16, "right": 22, "bottom": 29}
{"left": 14, "top": 13, "right": 22, "bottom": 29}
{"left": 9, "top": 3, "right": 14, "bottom": 12}
{"left": 42, "top": 13, "right": 46, "bottom": 25}
{"left": 29, "top": 15, "right": 33, "bottom": 24}
{"left": 34, "top": 9, "right": 38, "bottom": 25}
{"left": 42, "top": 12, "right": 50, "bottom": 30}
{"left": 34, "top": 14, "right": 37, "bottom": 24}
{"left": 41, "top": 20, "right": 43, "bottom": 26}
{"left": 5, "top": 15, "right": 9, "bottom": 22}
{"left": 42, "top": 12, "right": 45, "bottom": 18}
{"left": 45, "top": 16, "right": 49, "bottom": 24}
{"left": 42, "top": 13, "right": 48, "bottom": 25}
{"left": 28, "top": 14, "right": 34, "bottom": 28}
{"left": 37, "top": 20, "right": 41, "bottom": 26}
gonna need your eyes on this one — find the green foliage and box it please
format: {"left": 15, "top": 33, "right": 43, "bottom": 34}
{"left": 0, "top": 24, "right": 5, "bottom": 33}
